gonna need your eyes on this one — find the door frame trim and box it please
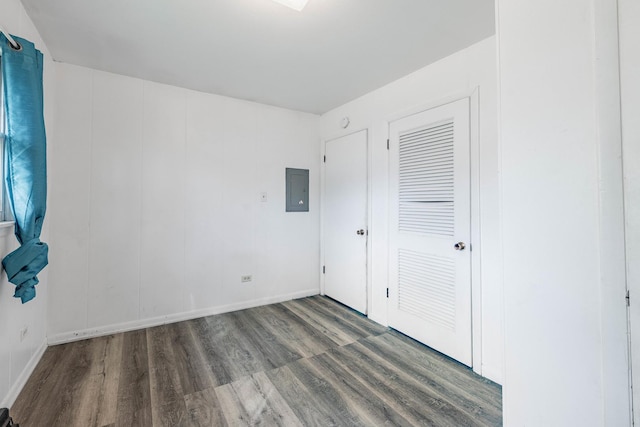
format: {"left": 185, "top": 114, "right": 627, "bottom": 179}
{"left": 602, "top": 0, "right": 633, "bottom": 422}
{"left": 320, "top": 129, "right": 370, "bottom": 315}
{"left": 385, "top": 88, "right": 484, "bottom": 376}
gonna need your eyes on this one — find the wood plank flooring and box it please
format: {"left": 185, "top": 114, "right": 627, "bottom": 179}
{"left": 11, "top": 296, "right": 502, "bottom": 426}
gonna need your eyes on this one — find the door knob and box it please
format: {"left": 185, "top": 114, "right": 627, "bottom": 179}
{"left": 454, "top": 242, "right": 466, "bottom": 251}
{"left": 356, "top": 229, "right": 365, "bottom": 235}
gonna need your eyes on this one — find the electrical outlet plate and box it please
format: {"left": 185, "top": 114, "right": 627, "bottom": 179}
{"left": 241, "top": 275, "right": 252, "bottom": 283}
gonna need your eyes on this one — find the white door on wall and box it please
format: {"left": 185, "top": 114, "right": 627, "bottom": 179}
{"left": 388, "top": 98, "right": 472, "bottom": 366}
{"left": 323, "top": 130, "right": 368, "bottom": 314}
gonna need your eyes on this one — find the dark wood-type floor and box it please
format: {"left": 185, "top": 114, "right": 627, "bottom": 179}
{"left": 12, "top": 296, "right": 502, "bottom": 426}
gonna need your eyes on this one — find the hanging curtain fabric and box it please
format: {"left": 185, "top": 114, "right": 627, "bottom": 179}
{"left": 0, "top": 34, "right": 48, "bottom": 303}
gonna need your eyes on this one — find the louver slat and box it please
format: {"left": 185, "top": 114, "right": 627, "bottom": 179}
{"left": 398, "top": 120, "right": 454, "bottom": 236}
{"left": 398, "top": 249, "right": 456, "bottom": 331}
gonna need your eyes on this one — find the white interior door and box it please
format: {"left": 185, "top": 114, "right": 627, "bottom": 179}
{"left": 388, "top": 98, "right": 472, "bottom": 366}
{"left": 323, "top": 130, "right": 368, "bottom": 314}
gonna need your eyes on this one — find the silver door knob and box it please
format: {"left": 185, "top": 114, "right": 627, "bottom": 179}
{"left": 356, "top": 229, "right": 365, "bottom": 235}
{"left": 454, "top": 242, "right": 466, "bottom": 251}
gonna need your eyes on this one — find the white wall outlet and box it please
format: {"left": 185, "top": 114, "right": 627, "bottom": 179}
{"left": 20, "top": 326, "right": 28, "bottom": 342}
{"left": 241, "top": 275, "right": 253, "bottom": 283}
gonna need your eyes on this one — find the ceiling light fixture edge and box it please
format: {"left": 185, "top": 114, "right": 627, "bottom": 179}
{"left": 271, "top": 0, "right": 309, "bottom": 12}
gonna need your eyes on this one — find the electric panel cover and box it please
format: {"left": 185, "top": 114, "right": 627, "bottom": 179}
{"left": 286, "top": 168, "right": 309, "bottom": 212}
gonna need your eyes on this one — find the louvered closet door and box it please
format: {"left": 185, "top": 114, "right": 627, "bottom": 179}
{"left": 388, "top": 98, "right": 472, "bottom": 366}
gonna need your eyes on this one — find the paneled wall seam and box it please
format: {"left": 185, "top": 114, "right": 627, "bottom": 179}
{"left": 139, "top": 81, "right": 145, "bottom": 321}
{"left": 87, "top": 69, "right": 94, "bottom": 331}
{"left": 182, "top": 90, "right": 187, "bottom": 314}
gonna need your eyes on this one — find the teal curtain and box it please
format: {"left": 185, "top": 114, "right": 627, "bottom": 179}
{"left": 0, "top": 34, "right": 48, "bottom": 303}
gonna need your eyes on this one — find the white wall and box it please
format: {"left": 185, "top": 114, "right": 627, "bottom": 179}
{"left": 320, "top": 37, "right": 502, "bottom": 384}
{"left": 48, "top": 63, "right": 320, "bottom": 342}
{"left": 496, "top": 0, "right": 630, "bottom": 425}
{"left": 0, "top": 0, "right": 54, "bottom": 407}
{"left": 620, "top": 0, "right": 640, "bottom": 424}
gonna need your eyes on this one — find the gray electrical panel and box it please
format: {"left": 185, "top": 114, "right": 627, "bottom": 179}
{"left": 285, "top": 168, "right": 309, "bottom": 212}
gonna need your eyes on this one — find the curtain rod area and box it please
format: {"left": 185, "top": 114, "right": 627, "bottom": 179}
{"left": 0, "top": 25, "right": 20, "bottom": 49}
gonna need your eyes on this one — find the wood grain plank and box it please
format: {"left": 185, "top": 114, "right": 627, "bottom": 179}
{"left": 234, "top": 372, "right": 303, "bottom": 426}
{"left": 264, "top": 365, "right": 336, "bottom": 427}
{"left": 306, "top": 296, "right": 388, "bottom": 337}
{"left": 268, "top": 359, "right": 368, "bottom": 426}
{"left": 217, "top": 372, "right": 303, "bottom": 426}
{"left": 187, "top": 317, "right": 233, "bottom": 387}
{"left": 365, "top": 331, "right": 502, "bottom": 411}
{"left": 300, "top": 353, "right": 414, "bottom": 426}
{"left": 71, "top": 335, "right": 120, "bottom": 426}
{"left": 147, "top": 325, "right": 188, "bottom": 426}
{"left": 215, "top": 382, "right": 253, "bottom": 426}
{"left": 115, "top": 329, "right": 153, "bottom": 426}
{"left": 11, "top": 344, "right": 72, "bottom": 424}
{"left": 52, "top": 342, "right": 96, "bottom": 426}
{"left": 200, "top": 313, "right": 272, "bottom": 381}
{"left": 227, "top": 309, "right": 304, "bottom": 368}
{"left": 250, "top": 304, "right": 337, "bottom": 358}
{"left": 166, "top": 321, "right": 216, "bottom": 395}
{"left": 72, "top": 369, "right": 107, "bottom": 426}
{"left": 355, "top": 332, "right": 502, "bottom": 425}
{"left": 95, "top": 334, "right": 124, "bottom": 426}
{"left": 326, "top": 341, "right": 493, "bottom": 426}
{"left": 184, "top": 387, "right": 227, "bottom": 427}
{"left": 17, "top": 338, "right": 108, "bottom": 426}
{"left": 280, "top": 299, "right": 360, "bottom": 346}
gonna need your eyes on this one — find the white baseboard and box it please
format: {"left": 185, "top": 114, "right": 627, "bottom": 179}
{"left": 48, "top": 288, "right": 319, "bottom": 346}
{"left": 2, "top": 339, "right": 47, "bottom": 408}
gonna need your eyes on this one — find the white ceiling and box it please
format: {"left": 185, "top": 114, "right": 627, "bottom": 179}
{"left": 21, "top": 0, "right": 495, "bottom": 114}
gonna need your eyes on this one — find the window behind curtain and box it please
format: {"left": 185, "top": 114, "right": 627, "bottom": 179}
{"left": 0, "top": 55, "right": 6, "bottom": 221}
